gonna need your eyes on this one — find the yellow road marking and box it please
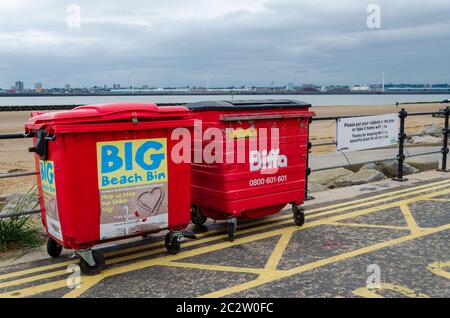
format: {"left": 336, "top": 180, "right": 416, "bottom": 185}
{"left": 0, "top": 279, "right": 68, "bottom": 298}
{"left": 399, "top": 203, "right": 422, "bottom": 234}
{"left": 428, "top": 261, "right": 450, "bottom": 280}
{"left": 352, "top": 283, "right": 430, "bottom": 298}
{"left": 425, "top": 199, "right": 450, "bottom": 203}
{"left": 1, "top": 179, "right": 448, "bottom": 283}
{"left": 304, "top": 179, "right": 450, "bottom": 214}
{"left": 264, "top": 233, "right": 293, "bottom": 272}
{"left": 164, "top": 262, "right": 265, "bottom": 275}
{"left": 199, "top": 223, "right": 450, "bottom": 298}
{"left": 0, "top": 269, "right": 67, "bottom": 289}
{"left": 63, "top": 275, "right": 106, "bottom": 298}
{"left": 329, "top": 222, "right": 409, "bottom": 231}
{"left": 0, "top": 260, "right": 76, "bottom": 282}
{"left": 1, "top": 181, "right": 449, "bottom": 297}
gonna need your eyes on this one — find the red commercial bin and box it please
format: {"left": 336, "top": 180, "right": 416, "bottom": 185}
{"left": 186, "top": 100, "right": 314, "bottom": 241}
{"left": 25, "top": 103, "right": 193, "bottom": 275}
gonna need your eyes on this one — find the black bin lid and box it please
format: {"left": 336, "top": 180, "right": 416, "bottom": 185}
{"left": 185, "top": 99, "right": 311, "bottom": 111}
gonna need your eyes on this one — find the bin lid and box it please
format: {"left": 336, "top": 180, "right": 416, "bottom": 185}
{"left": 25, "top": 103, "right": 190, "bottom": 128}
{"left": 185, "top": 99, "right": 311, "bottom": 111}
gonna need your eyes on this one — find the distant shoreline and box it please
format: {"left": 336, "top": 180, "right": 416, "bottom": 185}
{"left": 1, "top": 91, "right": 450, "bottom": 98}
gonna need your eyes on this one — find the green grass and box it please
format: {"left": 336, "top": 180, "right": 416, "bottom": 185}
{"left": 0, "top": 216, "right": 43, "bottom": 252}
{"left": 0, "top": 186, "right": 43, "bottom": 252}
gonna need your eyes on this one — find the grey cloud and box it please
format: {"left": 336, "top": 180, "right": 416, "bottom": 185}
{"left": 0, "top": 0, "right": 449, "bottom": 88}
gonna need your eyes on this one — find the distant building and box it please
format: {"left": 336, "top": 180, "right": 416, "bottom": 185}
{"left": 325, "top": 85, "right": 351, "bottom": 93}
{"left": 113, "top": 84, "right": 121, "bottom": 89}
{"left": 351, "top": 85, "right": 371, "bottom": 92}
{"left": 65, "top": 84, "right": 71, "bottom": 91}
{"left": 286, "top": 83, "right": 294, "bottom": 91}
{"left": 35, "top": 82, "right": 43, "bottom": 93}
{"left": 301, "top": 84, "right": 320, "bottom": 92}
{"left": 15, "top": 81, "right": 24, "bottom": 92}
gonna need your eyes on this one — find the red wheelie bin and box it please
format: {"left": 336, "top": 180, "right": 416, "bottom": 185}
{"left": 186, "top": 100, "right": 314, "bottom": 241}
{"left": 25, "top": 103, "right": 193, "bottom": 275}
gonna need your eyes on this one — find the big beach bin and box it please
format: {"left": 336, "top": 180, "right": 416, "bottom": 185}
{"left": 25, "top": 103, "right": 193, "bottom": 275}
{"left": 186, "top": 100, "right": 315, "bottom": 241}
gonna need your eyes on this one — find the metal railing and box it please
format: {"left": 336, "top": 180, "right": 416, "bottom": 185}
{"left": 0, "top": 106, "right": 449, "bottom": 217}
{"left": 304, "top": 108, "right": 449, "bottom": 199}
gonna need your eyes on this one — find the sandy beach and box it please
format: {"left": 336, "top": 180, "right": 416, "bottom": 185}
{"left": 0, "top": 102, "right": 446, "bottom": 196}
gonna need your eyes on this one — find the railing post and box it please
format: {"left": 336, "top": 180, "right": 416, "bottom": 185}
{"left": 394, "top": 108, "right": 408, "bottom": 182}
{"left": 304, "top": 117, "right": 315, "bottom": 201}
{"left": 440, "top": 107, "right": 450, "bottom": 172}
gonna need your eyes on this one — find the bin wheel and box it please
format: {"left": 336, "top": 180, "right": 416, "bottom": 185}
{"left": 165, "top": 233, "right": 181, "bottom": 255}
{"left": 293, "top": 205, "right": 305, "bottom": 227}
{"left": 47, "top": 238, "right": 62, "bottom": 258}
{"left": 191, "top": 206, "right": 207, "bottom": 226}
{"left": 227, "top": 222, "right": 236, "bottom": 242}
{"left": 79, "top": 250, "right": 105, "bottom": 276}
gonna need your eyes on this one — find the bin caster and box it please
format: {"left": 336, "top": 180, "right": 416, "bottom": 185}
{"left": 78, "top": 249, "right": 105, "bottom": 276}
{"left": 47, "top": 237, "right": 62, "bottom": 258}
{"left": 165, "top": 232, "right": 182, "bottom": 255}
{"left": 292, "top": 205, "right": 305, "bottom": 227}
{"left": 191, "top": 206, "right": 207, "bottom": 226}
{"left": 227, "top": 218, "right": 237, "bottom": 242}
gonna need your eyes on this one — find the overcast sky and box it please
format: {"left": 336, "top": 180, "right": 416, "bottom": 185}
{"left": 1, "top": 0, "right": 449, "bottom": 88}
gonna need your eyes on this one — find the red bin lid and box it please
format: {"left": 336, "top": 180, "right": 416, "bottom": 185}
{"left": 25, "top": 103, "right": 190, "bottom": 129}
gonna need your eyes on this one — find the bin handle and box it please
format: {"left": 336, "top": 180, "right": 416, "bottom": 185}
{"left": 28, "top": 131, "right": 51, "bottom": 160}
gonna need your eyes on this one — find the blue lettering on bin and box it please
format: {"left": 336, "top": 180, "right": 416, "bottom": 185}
{"left": 101, "top": 141, "right": 165, "bottom": 173}
{"left": 101, "top": 145, "right": 123, "bottom": 173}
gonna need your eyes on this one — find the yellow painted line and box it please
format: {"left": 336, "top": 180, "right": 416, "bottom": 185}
{"left": 0, "top": 279, "right": 68, "bottom": 298}
{"left": 199, "top": 223, "right": 450, "bottom": 298}
{"left": 63, "top": 275, "right": 106, "bottom": 298}
{"left": 329, "top": 222, "right": 410, "bottom": 231}
{"left": 425, "top": 199, "right": 450, "bottom": 203}
{"left": 0, "top": 180, "right": 445, "bottom": 294}
{"left": 0, "top": 260, "right": 76, "bottom": 282}
{"left": 263, "top": 233, "right": 293, "bottom": 272}
{"left": 304, "top": 179, "right": 450, "bottom": 214}
{"left": 163, "top": 262, "right": 265, "bottom": 275}
{"left": 353, "top": 283, "right": 430, "bottom": 298}
{"left": 428, "top": 261, "right": 450, "bottom": 280}
{"left": 399, "top": 203, "right": 422, "bottom": 234}
{"left": 0, "top": 269, "right": 67, "bottom": 289}
{"left": 305, "top": 182, "right": 450, "bottom": 220}
{"left": 0, "top": 179, "right": 448, "bottom": 283}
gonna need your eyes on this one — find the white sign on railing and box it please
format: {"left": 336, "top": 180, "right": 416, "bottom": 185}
{"left": 336, "top": 114, "right": 399, "bottom": 152}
